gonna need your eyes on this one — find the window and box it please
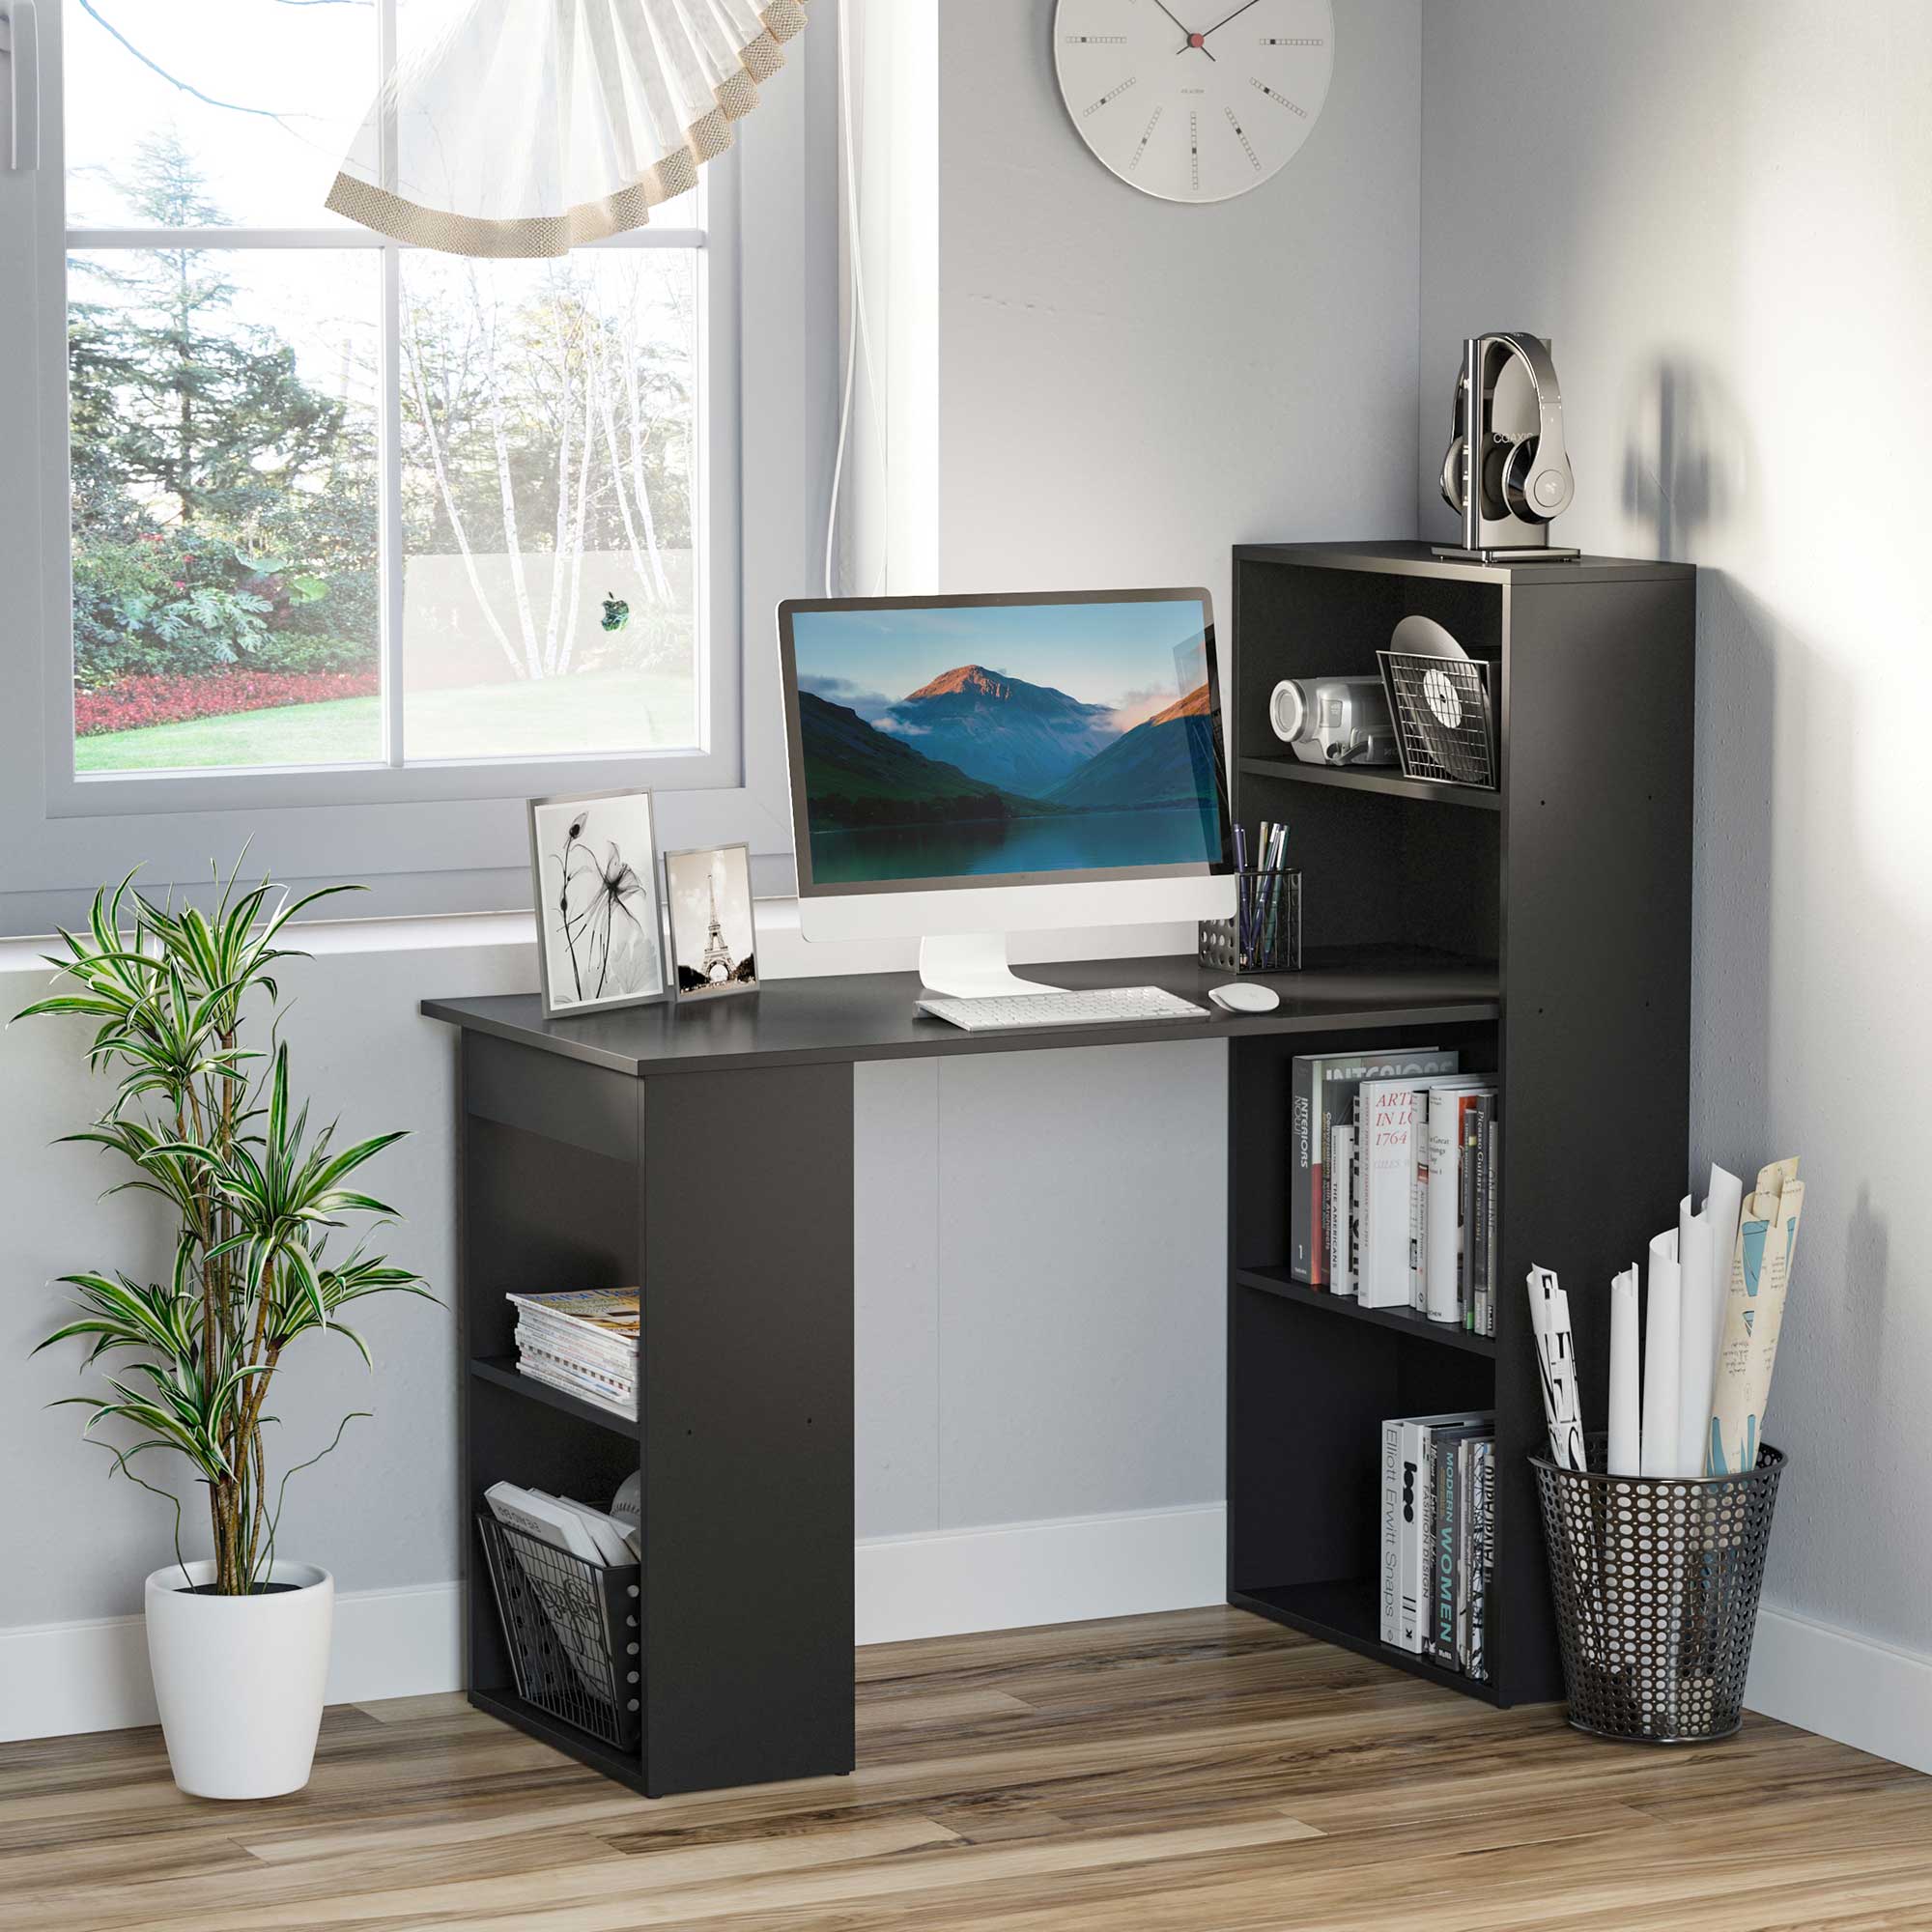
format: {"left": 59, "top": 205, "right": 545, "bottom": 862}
{"left": 64, "top": 0, "right": 712, "bottom": 784}
{"left": 1, "top": 3, "right": 825, "bottom": 932}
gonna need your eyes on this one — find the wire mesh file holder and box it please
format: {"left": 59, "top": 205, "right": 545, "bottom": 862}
{"left": 1199, "top": 867, "right": 1301, "bottom": 974}
{"left": 477, "top": 1514, "right": 642, "bottom": 1751}
{"left": 1530, "top": 1437, "right": 1785, "bottom": 1744}
{"left": 1378, "top": 649, "right": 1497, "bottom": 789}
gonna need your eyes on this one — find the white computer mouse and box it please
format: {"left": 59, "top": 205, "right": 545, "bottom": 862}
{"left": 1208, "top": 982, "right": 1280, "bottom": 1014}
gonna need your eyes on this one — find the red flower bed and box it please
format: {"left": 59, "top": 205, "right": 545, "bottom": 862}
{"left": 74, "top": 669, "right": 380, "bottom": 737}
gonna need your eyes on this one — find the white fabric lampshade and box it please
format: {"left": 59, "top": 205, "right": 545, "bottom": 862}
{"left": 327, "top": 0, "right": 809, "bottom": 258}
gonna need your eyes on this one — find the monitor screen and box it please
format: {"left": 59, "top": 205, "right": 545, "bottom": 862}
{"left": 782, "top": 591, "right": 1228, "bottom": 893}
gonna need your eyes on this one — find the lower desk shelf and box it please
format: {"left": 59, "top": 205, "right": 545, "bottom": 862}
{"left": 469, "top": 1686, "right": 650, "bottom": 1795}
{"left": 1231, "top": 1577, "right": 1505, "bottom": 1706}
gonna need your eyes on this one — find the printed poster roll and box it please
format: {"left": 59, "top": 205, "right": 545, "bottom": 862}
{"left": 1676, "top": 1198, "right": 1716, "bottom": 1478}
{"left": 1708, "top": 1159, "right": 1804, "bottom": 1475}
{"left": 1706, "top": 1164, "right": 1745, "bottom": 1354}
{"left": 1608, "top": 1265, "right": 1641, "bottom": 1478}
{"left": 1526, "top": 1265, "right": 1584, "bottom": 1471}
{"left": 1640, "top": 1230, "right": 1681, "bottom": 1479}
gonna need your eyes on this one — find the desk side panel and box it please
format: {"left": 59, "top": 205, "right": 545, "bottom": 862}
{"left": 640, "top": 1060, "right": 856, "bottom": 1795}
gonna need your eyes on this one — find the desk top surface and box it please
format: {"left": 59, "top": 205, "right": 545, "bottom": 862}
{"left": 422, "top": 949, "right": 1501, "bottom": 1077}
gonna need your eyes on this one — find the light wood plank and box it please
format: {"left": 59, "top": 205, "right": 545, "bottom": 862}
{"left": 0, "top": 1606, "right": 1925, "bottom": 1932}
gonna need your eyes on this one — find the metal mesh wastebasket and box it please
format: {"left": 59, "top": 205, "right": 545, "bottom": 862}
{"left": 1530, "top": 1437, "right": 1784, "bottom": 1744}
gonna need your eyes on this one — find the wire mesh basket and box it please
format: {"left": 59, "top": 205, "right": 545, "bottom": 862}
{"left": 477, "top": 1513, "right": 642, "bottom": 1750}
{"left": 1530, "top": 1437, "right": 1785, "bottom": 1744}
{"left": 1378, "top": 649, "right": 1497, "bottom": 789}
{"left": 1199, "top": 867, "right": 1301, "bottom": 974}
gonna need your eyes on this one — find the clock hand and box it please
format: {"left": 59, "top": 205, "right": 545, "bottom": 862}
{"left": 1199, "top": 0, "right": 1264, "bottom": 41}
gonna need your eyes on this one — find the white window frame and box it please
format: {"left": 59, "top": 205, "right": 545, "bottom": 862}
{"left": 0, "top": 2, "right": 827, "bottom": 933}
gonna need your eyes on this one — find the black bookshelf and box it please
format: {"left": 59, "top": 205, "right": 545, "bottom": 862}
{"left": 1225, "top": 542, "right": 1694, "bottom": 1709}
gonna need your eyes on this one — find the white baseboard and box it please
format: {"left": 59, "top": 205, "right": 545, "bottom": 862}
{"left": 855, "top": 1503, "right": 1227, "bottom": 1647}
{"left": 16, "top": 1531, "right": 1928, "bottom": 1779}
{"left": 3, "top": 1506, "right": 1226, "bottom": 1744}
{"left": 1746, "top": 1602, "right": 1932, "bottom": 1776}
{"left": 0, "top": 1581, "right": 464, "bottom": 1745}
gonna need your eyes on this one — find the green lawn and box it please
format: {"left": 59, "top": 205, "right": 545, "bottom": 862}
{"left": 74, "top": 671, "right": 698, "bottom": 774}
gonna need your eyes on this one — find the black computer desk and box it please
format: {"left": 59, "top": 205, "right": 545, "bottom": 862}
{"left": 424, "top": 948, "right": 1499, "bottom": 1798}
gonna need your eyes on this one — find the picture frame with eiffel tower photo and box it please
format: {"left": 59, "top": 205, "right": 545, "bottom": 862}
{"left": 526, "top": 787, "right": 669, "bottom": 1019}
{"left": 663, "top": 841, "right": 759, "bottom": 1004}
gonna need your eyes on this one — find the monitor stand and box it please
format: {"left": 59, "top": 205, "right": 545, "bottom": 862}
{"left": 918, "top": 934, "right": 1066, "bottom": 1000}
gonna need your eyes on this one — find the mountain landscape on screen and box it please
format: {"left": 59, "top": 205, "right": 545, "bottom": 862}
{"left": 796, "top": 667, "right": 1217, "bottom": 833}
{"left": 878, "top": 666, "right": 1119, "bottom": 796}
{"left": 793, "top": 687, "right": 1053, "bottom": 828}
{"left": 1045, "top": 683, "right": 1215, "bottom": 812}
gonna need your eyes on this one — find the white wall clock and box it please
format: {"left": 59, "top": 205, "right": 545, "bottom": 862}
{"left": 1054, "top": 0, "right": 1334, "bottom": 204}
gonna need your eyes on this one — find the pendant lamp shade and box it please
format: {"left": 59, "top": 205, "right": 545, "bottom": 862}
{"left": 327, "top": 0, "right": 809, "bottom": 258}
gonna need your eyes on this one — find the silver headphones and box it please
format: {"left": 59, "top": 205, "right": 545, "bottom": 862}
{"left": 1439, "top": 333, "right": 1574, "bottom": 550}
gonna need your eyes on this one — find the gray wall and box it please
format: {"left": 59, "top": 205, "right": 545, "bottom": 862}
{"left": 5, "top": 4, "right": 1425, "bottom": 1635}
{"left": 1418, "top": 0, "right": 1932, "bottom": 1659}
{"left": 937, "top": 0, "right": 1423, "bottom": 616}
{"left": 856, "top": 1046, "right": 1227, "bottom": 1541}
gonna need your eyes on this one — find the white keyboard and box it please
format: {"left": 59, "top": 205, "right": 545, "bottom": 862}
{"left": 917, "top": 986, "right": 1210, "bottom": 1033}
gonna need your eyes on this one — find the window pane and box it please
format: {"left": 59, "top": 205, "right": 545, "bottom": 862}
{"left": 66, "top": 1, "right": 373, "bottom": 230}
{"left": 400, "top": 250, "right": 699, "bottom": 762}
{"left": 70, "top": 248, "right": 383, "bottom": 775}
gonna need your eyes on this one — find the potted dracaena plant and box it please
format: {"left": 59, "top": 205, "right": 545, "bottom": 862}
{"left": 15, "top": 864, "right": 433, "bottom": 1800}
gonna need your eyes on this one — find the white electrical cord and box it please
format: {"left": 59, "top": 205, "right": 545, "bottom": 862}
{"left": 824, "top": 0, "right": 887, "bottom": 598}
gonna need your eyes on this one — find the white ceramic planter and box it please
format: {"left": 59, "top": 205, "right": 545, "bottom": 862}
{"left": 144, "top": 1559, "right": 334, "bottom": 1800}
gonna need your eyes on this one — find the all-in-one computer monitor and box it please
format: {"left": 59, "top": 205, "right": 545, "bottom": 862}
{"left": 778, "top": 587, "right": 1237, "bottom": 997}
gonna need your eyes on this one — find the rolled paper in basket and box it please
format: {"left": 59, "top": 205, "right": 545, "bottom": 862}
{"left": 1708, "top": 1161, "right": 1804, "bottom": 1475}
{"left": 1639, "top": 1230, "right": 1680, "bottom": 1479}
{"left": 1705, "top": 1164, "right": 1745, "bottom": 1352}
{"left": 1526, "top": 1266, "right": 1584, "bottom": 1470}
{"left": 1607, "top": 1266, "right": 1640, "bottom": 1477}
{"left": 1676, "top": 1198, "right": 1716, "bottom": 1478}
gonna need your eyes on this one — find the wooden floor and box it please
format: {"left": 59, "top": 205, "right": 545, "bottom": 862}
{"left": 5, "top": 1606, "right": 1931, "bottom": 1931}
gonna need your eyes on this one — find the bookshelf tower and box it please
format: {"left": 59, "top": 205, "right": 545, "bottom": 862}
{"left": 1224, "top": 542, "right": 1694, "bottom": 1705}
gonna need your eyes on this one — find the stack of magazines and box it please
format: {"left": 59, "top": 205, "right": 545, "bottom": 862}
{"left": 508, "top": 1289, "right": 639, "bottom": 1418}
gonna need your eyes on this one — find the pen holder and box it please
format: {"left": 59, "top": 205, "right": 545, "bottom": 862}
{"left": 1199, "top": 867, "right": 1301, "bottom": 975}
{"left": 1531, "top": 1436, "right": 1785, "bottom": 1745}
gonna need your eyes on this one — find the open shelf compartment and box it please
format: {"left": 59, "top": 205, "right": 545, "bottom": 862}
{"left": 1224, "top": 544, "right": 1696, "bottom": 1714}
{"left": 1232, "top": 1578, "right": 1505, "bottom": 1705}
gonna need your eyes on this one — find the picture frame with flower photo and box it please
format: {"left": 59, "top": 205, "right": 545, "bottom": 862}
{"left": 526, "top": 787, "right": 668, "bottom": 1018}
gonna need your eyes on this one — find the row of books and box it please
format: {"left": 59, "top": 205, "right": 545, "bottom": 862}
{"left": 1289, "top": 1046, "right": 1501, "bottom": 1336}
{"left": 508, "top": 1288, "right": 640, "bottom": 1419}
{"left": 1379, "top": 1410, "right": 1495, "bottom": 1679}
